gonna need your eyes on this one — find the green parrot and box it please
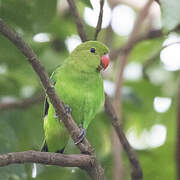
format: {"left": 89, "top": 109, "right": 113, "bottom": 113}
{"left": 41, "top": 41, "right": 109, "bottom": 153}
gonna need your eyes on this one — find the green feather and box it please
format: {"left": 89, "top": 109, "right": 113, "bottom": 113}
{"left": 43, "top": 41, "right": 109, "bottom": 152}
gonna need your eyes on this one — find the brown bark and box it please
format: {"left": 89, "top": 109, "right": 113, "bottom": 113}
{"left": 105, "top": 95, "right": 142, "bottom": 180}
{"left": 67, "top": 0, "right": 88, "bottom": 42}
{"left": 94, "top": 0, "right": 105, "bottom": 40}
{"left": 0, "top": 151, "right": 92, "bottom": 167}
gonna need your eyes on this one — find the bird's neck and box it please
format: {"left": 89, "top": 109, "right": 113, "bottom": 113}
{"left": 64, "top": 59, "right": 100, "bottom": 75}
{"left": 59, "top": 63, "right": 102, "bottom": 85}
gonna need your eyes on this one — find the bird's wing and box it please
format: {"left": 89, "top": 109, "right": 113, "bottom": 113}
{"left": 41, "top": 67, "right": 59, "bottom": 152}
{"left": 43, "top": 66, "right": 60, "bottom": 116}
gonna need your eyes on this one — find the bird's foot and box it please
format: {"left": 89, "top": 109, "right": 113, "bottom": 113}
{"left": 65, "top": 104, "right": 72, "bottom": 114}
{"left": 75, "top": 127, "right": 86, "bottom": 145}
{"left": 56, "top": 147, "right": 65, "bottom": 154}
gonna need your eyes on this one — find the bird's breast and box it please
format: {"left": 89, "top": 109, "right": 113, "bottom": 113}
{"left": 55, "top": 75, "right": 104, "bottom": 127}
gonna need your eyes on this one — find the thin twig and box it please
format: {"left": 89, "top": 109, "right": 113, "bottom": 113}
{"left": 143, "top": 40, "right": 180, "bottom": 72}
{"left": 0, "top": 94, "right": 44, "bottom": 110}
{"left": 110, "top": 29, "right": 163, "bottom": 60}
{"left": 0, "top": 151, "right": 92, "bottom": 167}
{"left": 105, "top": 95, "right": 142, "bottom": 180}
{"left": 124, "top": 0, "right": 154, "bottom": 50}
{"left": 94, "top": 0, "right": 104, "bottom": 40}
{"left": 67, "top": 0, "right": 88, "bottom": 42}
{"left": 163, "top": 41, "right": 180, "bottom": 49}
{"left": 0, "top": 18, "right": 104, "bottom": 180}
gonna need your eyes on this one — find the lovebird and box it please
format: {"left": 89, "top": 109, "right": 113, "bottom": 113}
{"left": 41, "top": 41, "right": 109, "bottom": 153}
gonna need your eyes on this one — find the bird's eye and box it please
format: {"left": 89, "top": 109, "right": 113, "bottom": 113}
{"left": 90, "top": 48, "right": 96, "bottom": 53}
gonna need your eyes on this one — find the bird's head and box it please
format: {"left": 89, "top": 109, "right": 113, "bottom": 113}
{"left": 70, "top": 41, "right": 110, "bottom": 73}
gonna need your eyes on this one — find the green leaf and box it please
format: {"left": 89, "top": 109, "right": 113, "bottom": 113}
{"left": 80, "top": 0, "right": 93, "bottom": 9}
{"left": 123, "top": 80, "right": 163, "bottom": 130}
{"left": 0, "top": 0, "right": 57, "bottom": 32}
{"left": 129, "top": 37, "right": 165, "bottom": 62}
{"left": 31, "top": 0, "right": 57, "bottom": 32}
{"left": 160, "top": 0, "right": 180, "bottom": 31}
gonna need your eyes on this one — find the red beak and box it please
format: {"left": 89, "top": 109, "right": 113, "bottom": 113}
{"left": 100, "top": 54, "right": 109, "bottom": 70}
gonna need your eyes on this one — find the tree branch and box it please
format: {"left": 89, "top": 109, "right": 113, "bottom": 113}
{"left": 0, "top": 19, "right": 89, "bottom": 153}
{"left": 94, "top": 0, "right": 104, "bottom": 40}
{"left": 114, "top": 0, "right": 154, "bottom": 122}
{"left": 108, "top": 1, "right": 155, "bottom": 180}
{"left": 67, "top": 0, "right": 88, "bottom": 42}
{"left": 0, "top": 151, "right": 93, "bottom": 167}
{"left": 110, "top": 29, "right": 163, "bottom": 60}
{"left": 110, "top": 24, "right": 180, "bottom": 61}
{"left": 0, "top": 19, "right": 103, "bottom": 180}
{"left": 0, "top": 94, "right": 44, "bottom": 110}
{"left": 105, "top": 95, "right": 142, "bottom": 180}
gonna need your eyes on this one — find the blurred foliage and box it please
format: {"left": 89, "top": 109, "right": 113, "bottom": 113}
{"left": 0, "top": 0, "right": 180, "bottom": 180}
{"left": 160, "top": 0, "right": 180, "bottom": 31}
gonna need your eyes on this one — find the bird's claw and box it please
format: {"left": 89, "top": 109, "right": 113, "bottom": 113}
{"left": 75, "top": 127, "right": 86, "bottom": 145}
{"left": 65, "top": 104, "right": 72, "bottom": 114}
